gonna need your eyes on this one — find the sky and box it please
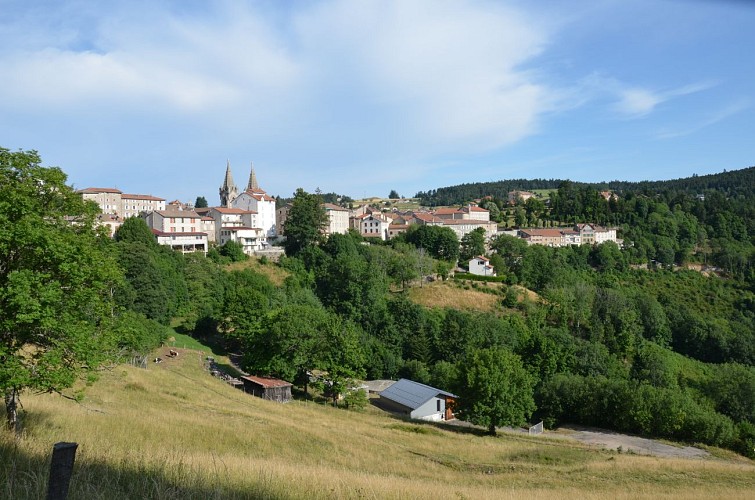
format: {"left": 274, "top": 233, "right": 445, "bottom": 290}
{"left": 1, "top": 0, "right": 754, "bottom": 204}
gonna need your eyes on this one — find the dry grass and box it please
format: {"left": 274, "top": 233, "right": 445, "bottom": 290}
{"left": 2, "top": 351, "right": 753, "bottom": 499}
{"left": 225, "top": 257, "right": 290, "bottom": 285}
{"left": 408, "top": 281, "right": 503, "bottom": 312}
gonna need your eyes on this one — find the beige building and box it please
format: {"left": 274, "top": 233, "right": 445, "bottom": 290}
{"left": 121, "top": 193, "right": 166, "bottom": 218}
{"left": 322, "top": 203, "right": 350, "bottom": 235}
{"left": 142, "top": 209, "right": 203, "bottom": 234}
{"left": 77, "top": 187, "right": 165, "bottom": 218}
{"left": 517, "top": 224, "right": 618, "bottom": 247}
{"left": 78, "top": 187, "right": 124, "bottom": 215}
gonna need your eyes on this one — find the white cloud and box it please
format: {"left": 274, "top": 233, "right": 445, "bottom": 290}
{"left": 0, "top": 1, "right": 556, "bottom": 153}
{"left": 614, "top": 81, "right": 717, "bottom": 118}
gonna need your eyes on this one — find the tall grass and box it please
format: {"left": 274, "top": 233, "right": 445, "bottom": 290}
{"left": 2, "top": 350, "right": 753, "bottom": 499}
{"left": 408, "top": 281, "right": 502, "bottom": 312}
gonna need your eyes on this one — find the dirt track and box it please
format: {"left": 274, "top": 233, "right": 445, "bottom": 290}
{"left": 554, "top": 425, "right": 709, "bottom": 459}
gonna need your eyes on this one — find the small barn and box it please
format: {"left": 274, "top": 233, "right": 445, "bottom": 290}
{"left": 379, "top": 378, "right": 457, "bottom": 421}
{"left": 240, "top": 375, "right": 293, "bottom": 403}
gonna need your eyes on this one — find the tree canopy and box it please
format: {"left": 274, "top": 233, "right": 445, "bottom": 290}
{"left": 0, "top": 148, "right": 122, "bottom": 430}
{"left": 283, "top": 188, "right": 328, "bottom": 256}
{"left": 457, "top": 347, "right": 536, "bottom": 435}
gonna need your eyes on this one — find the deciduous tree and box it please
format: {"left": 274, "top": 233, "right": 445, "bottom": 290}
{"left": 283, "top": 188, "right": 328, "bottom": 256}
{"left": 0, "top": 148, "right": 122, "bottom": 431}
{"left": 457, "top": 347, "right": 536, "bottom": 435}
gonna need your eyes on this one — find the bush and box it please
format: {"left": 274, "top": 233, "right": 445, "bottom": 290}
{"left": 343, "top": 388, "right": 369, "bottom": 411}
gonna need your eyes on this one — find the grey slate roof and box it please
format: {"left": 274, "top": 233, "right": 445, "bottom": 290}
{"left": 379, "top": 378, "right": 458, "bottom": 410}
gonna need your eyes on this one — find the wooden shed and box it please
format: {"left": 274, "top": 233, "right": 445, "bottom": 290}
{"left": 240, "top": 375, "right": 293, "bottom": 403}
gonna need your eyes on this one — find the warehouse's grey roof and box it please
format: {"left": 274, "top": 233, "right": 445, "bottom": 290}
{"left": 379, "top": 378, "right": 457, "bottom": 410}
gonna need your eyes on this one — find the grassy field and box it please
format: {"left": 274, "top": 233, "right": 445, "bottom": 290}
{"left": 225, "top": 256, "right": 290, "bottom": 286}
{"left": 407, "top": 281, "right": 504, "bottom": 312}
{"left": 2, "top": 349, "right": 753, "bottom": 499}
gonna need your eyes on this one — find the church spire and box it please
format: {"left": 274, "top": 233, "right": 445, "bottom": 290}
{"left": 247, "top": 161, "right": 259, "bottom": 192}
{"left": 219, "top": 159, "right": 239, "bottom": 207}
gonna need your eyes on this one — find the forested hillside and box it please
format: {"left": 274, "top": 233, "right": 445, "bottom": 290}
{"left": 3, "top": 149, "right": 753, "bottom": 465}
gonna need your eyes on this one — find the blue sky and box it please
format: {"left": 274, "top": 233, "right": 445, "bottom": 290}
{"left": 1, "top": 0, "right": 753, "bottom": 203}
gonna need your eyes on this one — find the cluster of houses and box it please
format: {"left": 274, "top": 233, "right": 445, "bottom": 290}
{"left": 78, "top": 162, "right": 620, "bottom": 263}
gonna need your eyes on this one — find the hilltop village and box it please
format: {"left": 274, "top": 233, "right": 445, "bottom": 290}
{"left": 78, "top": 161, "right": 620, "bottom": 269}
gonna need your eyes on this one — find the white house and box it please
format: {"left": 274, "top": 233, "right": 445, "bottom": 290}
{"left": 152, "top": 229, "right": 208, "bottom": 254}
{"left": 322, "top": 203, "right": 350, "bottom": 235}
{"left": 379, "top": 379, "right": 457, "bottom": 422}
{"left": 218, "top": 226, "right": 266, "bottom": 254}
{"left": 232, "top": 189, "right": 277, "bottom": 238}
{"left": 359, "top": 213, "right": 391, "bottom": 240}
{"left": 469, "top": 256, "right": 496, "bottom": 277}
{"left": 208, "top": 207, "right": 259, "bottom": 243}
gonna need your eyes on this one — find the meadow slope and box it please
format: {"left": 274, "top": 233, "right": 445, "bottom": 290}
{"left": 2, "top": 349, "right": 753, "bottom": 499}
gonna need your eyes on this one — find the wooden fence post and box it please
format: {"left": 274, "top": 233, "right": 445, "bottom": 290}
{"left": 46, "top": 442, "right": 78, "bottom": 500}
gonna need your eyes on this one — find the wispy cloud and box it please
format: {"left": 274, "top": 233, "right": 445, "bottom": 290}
{"left": 614, "top": 81, "right": 717, "bottom": 117}
{"left": 655, "top": 99, "right": 750, "bottom": 139}
{"left": 576, "top": 73, "right": 718, "bottom": 118}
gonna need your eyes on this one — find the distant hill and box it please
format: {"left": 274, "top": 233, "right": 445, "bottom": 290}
{"left": 415, "top": 166, "right": 755, "bottom": 206}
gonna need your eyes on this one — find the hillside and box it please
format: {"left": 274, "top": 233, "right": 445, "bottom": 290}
{"left": 415, "top": 165, "right": 755, "bottom": 205}
{"left": 3, "top": 349, "right": 753, "bottom": 499}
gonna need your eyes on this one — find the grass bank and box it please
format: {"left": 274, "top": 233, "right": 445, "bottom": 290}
{"left": 2, "top": 347, "right": 753, "bottom": 499}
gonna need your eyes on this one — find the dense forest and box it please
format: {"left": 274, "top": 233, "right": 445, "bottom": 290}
{"left": 3, "top": 149, "right": 753, "bottom": 459}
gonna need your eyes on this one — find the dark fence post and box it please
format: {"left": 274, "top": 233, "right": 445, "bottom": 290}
{"left": 47, "top": 442, "right": 78, "bottom": 500}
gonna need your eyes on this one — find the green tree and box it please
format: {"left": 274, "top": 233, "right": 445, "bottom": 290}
{"left": 404, "top": 225, "right": 459, "bottom": 262}
{"left": 1, "top": 148, "right": 122, "bottom": 431}
{"left": 388, "top": 189, "right": 400, "bottom": 199}
{"left": 457, "top": 347, "right": 536, "bottom": 435}
{"left": 220, "top": 240, "right": 247, "bottom": 262}
{"left": 460, "top": 227, "right": 486, "bottom": 262}
{"left": 194, "top": 196, "right": 208, "bottom": 208}
{"left": 283, "top": 188, "right": 328, "bottom": 256}
{"left": 114, "top": 215, "right": 156, "bottom": 244}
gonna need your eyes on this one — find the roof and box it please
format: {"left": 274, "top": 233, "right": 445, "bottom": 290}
{"left": 465, "top": 205, "right": 489, "bottom": 212}
{"left": 380, "top": 379, "right": 457, "bottom": 410}
{"left": 212, "top": 207, "right": 257, "bottom": 214}
{"left": 434, "top": 207, "right": 463, "bottom": 215}
{"left": 472, "top": 255, "right": 489, "bottom": 262}
{"left": 77, "top": 187, "right": 122, "bottom": 194}
{"left": 241, "top": 375, "right": 292, "bottom": 388}
{"left": 122, "top": 193, "right": 165, "bottom": 201}
{"left": 322, "top": 203, "right": 348, "bottom": 211}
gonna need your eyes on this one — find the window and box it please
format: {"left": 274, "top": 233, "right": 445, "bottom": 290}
{"left": 436, "top": 400, "right": 441, "bottom": 412}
